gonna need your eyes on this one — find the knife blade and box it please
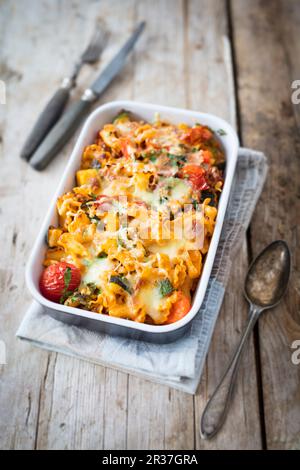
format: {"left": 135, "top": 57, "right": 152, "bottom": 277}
{"left": 30, "top": 21, "right": 145, "bottom": 171}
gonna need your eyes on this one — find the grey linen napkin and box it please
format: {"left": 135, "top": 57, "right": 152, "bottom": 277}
{"left": 16, "top": 148, "right": 268, "bottom": 394}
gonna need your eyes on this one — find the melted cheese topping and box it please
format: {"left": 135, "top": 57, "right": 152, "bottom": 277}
{"left": 169, "top": 178, "right": 191, "bottom": 201}
{"left": 43, "top": 113, "right": 224, "bottom": 324}
{"left": 148, "top": 239, "right": 185, "bottom": 259}
{"left": 133, "top": 186, "right": 160, "bottom": 206}
{"left": 83, "top": 258, "right": 113, "bottom": 287}
{"left": 137, "top": 284, "right": 162, "bottom": 323}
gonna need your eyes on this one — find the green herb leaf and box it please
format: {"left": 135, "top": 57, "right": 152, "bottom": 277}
{"left": 159, "top": 195, "right": 169, "bottom": 204}
{"left": 167, "top": 153, "right": 179, "bottom": 160}
{"left": 70, "top": 293, "right": 80, "bottom": 302}
{"left": 86, "top": 282, "right": 102, "bottom": 295}
{"left": 64, "top": 267, "right": 72, "bottom": 289}
{"left": 59, "top": 291, "right": 73, "bottom": 304}
{"left": 59, "top": 267, "right": 73, "bottom": 304}
{"left": 86, "top": 212, "right": 101, "bottom": 223}
{"left": 166, "top": 153, "right": 186, "bottom": 167}
{"left": 117, "top": 236, "right": 126, "bottom": 248}
{"left": 158, "top": 279, "right": 174, "bottom": 297}
{"left": 149, "top": 152, "right": 159, "bottom": 162}
{"left": 217, "top": 128, "right": 227, "bottom": 136}
{"left": 192, "top": 199, "right": 199, "bottom": 210}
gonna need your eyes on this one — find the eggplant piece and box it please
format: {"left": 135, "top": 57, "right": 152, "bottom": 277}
{"left": 109, "top": 275, "right": 133, "bottom": 294}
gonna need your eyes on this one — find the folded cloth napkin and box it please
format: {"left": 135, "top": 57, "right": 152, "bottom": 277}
{"left": 17, "top": 148, "right": 268, "bottom": 394}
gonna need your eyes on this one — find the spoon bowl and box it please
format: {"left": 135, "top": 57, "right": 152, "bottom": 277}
{"left": 244, "top": 240, "right": 291, "bottom": 310}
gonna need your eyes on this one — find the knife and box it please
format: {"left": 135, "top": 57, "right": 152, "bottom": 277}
{"left": 30, "top": 21, "right": 145, "bottom": 171}
{"left": 20, "top": 23, "right": 107, "bottom": 162}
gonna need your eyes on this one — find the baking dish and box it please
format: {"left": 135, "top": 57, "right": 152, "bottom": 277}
{"left": 26, "top": 101, "right": 239, "bottom": 343}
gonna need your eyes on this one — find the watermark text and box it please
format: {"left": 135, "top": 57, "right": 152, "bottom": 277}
{"left": 291, "top": 340, "right": 300, "bottom": 365}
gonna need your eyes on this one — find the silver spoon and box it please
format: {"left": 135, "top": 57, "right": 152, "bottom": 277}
{"left": 200, "top": 240, "right": 291, "bottom": 439}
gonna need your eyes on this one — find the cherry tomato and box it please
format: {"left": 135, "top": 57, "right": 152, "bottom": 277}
{"left": 180, "top": 164, "right": 210, "bottom": 190}
{"left": 201, "top": 149, "right": 212, "bottom": 164}
{"left": 180, "top": 126, "right": 212, "bottom": 145}
{"left": 165, "top": 291, "right": 191, "bottom": 324}
{"left": 39, "top": 262, "right": 81, "bottom": 303}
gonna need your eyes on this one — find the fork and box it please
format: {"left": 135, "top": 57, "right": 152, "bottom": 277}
{"left": 21, "top": 21, "right": 107, "bottom": 161}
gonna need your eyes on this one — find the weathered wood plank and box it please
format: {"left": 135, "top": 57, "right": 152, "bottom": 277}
{"left": 127, "top": 378, "right": 195, "bottom": 450}
{"left": 126, "top": 0, "right": 195, "bottom": 450}
{"left": 185, "top": 0, "right": 262, "bottom": 450}
{"left": 232, "top": 0, "right": 300, "bottom": 450}
{"left": 34, "top": 0, "right": 135, "bottom": 450}
{"left": 0, "top": 0, "right": 68, "bottom": 449}
{"left": 126, "top": 0, "right": 262, "bottom": 450}
{"left": 0, "top": 0, "right": 266, "bottom": 450}
{"left": 279, "top": 0, "right": 300, "bottom": 131}
{"left": 36, "top": 356, "right": 107, "bottom": 450}
{"left": 0, "top": 0, "right": 131, "bottom": 450}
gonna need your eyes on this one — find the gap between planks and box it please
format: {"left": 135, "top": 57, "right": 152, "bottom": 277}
{"left": 227, "top": 0, "right": 267, "bottom": 450}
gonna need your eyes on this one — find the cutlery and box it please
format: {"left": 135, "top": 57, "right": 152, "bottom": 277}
{"left": 200, "top": 240, "right": 291, "bottom": 439}
{"left": 21, "top": 22, "right": 107, "bottom": 161}
{"left": 30, "top": 21, "right": 145, "bottom": 171}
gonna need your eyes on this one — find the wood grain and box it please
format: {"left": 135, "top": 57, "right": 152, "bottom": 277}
{"left": 232, "top": 0, "right": 300, "bottom": 450}
{"left": 184, "top": 0, "right": 261, "bottom": 449}
{"left": 1, "top": 0, "right": 298, "bottom": 450}
{"left": 127, "top": 0, "right": 195, "bottom": 450}
{"left": 0, "top": 0, "right": 133, "bottom": 450}
{"left": 34, "top": 0, "right": 136, "bottom": 450}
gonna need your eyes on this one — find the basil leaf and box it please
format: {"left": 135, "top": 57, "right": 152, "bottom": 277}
{"left": 64, "top": 267, "right": 72, "bottom": 289}
{"left": 158, "top": 279, "right": 174, "bottom": 297}
{"left": 86, "top": 282, "right": 101, "bottom": 295}
{"left": 59, "top": 290, "right": 73, "bottom": 304}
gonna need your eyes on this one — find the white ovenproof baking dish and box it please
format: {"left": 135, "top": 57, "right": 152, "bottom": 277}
{"left": 26, "top": 101, "right": 239, "bottom": 343}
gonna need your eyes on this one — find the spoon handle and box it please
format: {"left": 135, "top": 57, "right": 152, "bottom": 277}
{"left": 200, "top": 304, "right": 261, "bottom": 439}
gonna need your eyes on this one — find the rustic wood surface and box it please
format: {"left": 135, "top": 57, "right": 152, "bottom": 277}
{"left": 0, "top": 0, "right": 299, "bottom": 450}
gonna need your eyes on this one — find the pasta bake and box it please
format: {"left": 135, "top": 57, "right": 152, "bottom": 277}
{"left": 39, "top": 111, "right": 225, "bottom": 325}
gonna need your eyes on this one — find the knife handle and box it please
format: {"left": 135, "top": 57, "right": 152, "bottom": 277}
{"left": 29, "top": 98, "right": 93, "bottom": 171}
{"left": 20, "top": 86, "right": 71, "bottom": 161}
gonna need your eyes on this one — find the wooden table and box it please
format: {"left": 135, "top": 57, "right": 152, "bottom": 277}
{"left": 0, "top": 0, "right": 299, "bottom": 450}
